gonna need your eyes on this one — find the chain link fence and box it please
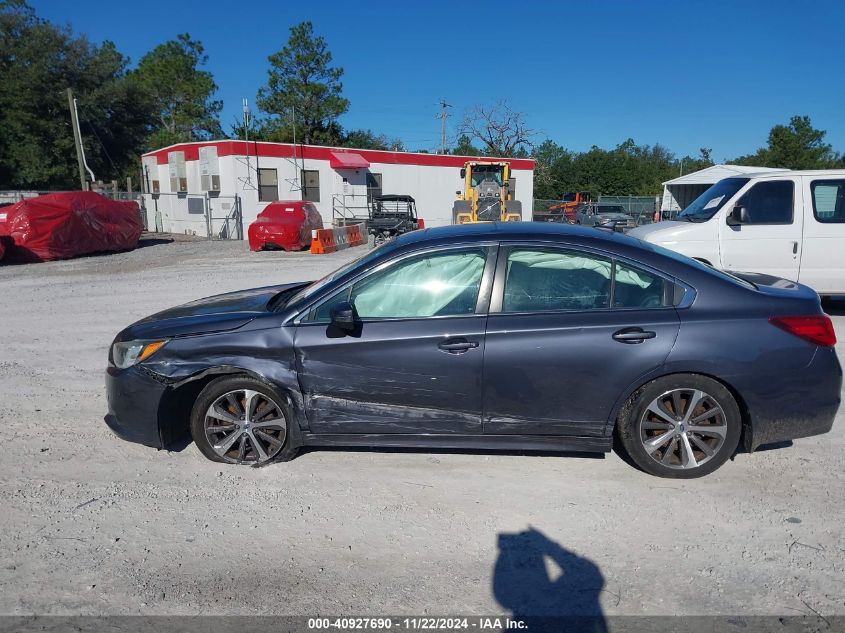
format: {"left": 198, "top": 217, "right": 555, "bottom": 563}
{"left": 532, "top": 196, "right": 660, "bottom": 226}
{"left": 597, "top": 195, "right": 660, "bottom": 225}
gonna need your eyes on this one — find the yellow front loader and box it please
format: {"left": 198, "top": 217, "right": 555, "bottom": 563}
{"left": 452, "top": 161, "right": 522, "bottom": 224}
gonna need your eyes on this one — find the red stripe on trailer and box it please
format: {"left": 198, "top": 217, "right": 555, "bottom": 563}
{"left": 142, "top": 140, "right": 535, "bottom": 171}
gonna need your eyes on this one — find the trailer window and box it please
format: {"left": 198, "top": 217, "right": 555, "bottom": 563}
{"left": 811, "top": 180, "right": 845, "bottom": 223}
{"left": 301, "top": 169, "right": 321, "bottom": 202}
{"left": 258, "top": 168, "right": 278, "bottom": 202}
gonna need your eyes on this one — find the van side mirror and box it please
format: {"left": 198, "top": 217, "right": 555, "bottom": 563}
{"left": 727, "top": 205, "right": 749, "bottom": 226}
{"left": 330, "top": 301, "right": 357, "bottom": 332}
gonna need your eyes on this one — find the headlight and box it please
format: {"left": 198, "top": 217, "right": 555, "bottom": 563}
{"left": 110, "top": 339, "right": 168, "bottom": 369}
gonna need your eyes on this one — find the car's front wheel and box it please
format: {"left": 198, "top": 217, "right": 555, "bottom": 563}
{"left": 617, "top": 374, "right": 741, "bottom": 478}
{"left": 190, "top": 376, "right": 298, "bottom": 465}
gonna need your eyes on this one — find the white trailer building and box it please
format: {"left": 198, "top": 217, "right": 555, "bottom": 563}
{"left": 140, "top": 141, "right": 535, "bottom": 237}
{"left": 661, "top": 164, "right": 785, "bottom": 215}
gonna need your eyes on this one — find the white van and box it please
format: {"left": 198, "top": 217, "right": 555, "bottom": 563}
{"left": 628, "top": 170, "right": 845, "bottom": 295}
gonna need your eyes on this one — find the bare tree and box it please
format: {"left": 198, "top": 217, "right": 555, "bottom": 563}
{"left": 457, "top": 101, "right": 536, "bottom": 156}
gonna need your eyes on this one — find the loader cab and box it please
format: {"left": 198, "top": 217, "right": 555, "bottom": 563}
{"left": 469, "top": 164, "right": 505, "bottom": 187}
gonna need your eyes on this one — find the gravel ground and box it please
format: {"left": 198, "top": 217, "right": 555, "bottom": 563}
{"left": 0, "top": 235, "right": 843, "bottom": 618}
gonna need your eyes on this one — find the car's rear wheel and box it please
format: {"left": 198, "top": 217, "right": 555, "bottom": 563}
{"left": 617, "top": 374, "right": 741, "bottom": 478}
{"left": 190, "top": 376, "right": 298, "bottom": 465}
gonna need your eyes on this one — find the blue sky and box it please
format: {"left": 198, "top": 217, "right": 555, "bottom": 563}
{"left": 33, "top": 0, "right": 845, "bottom": 160}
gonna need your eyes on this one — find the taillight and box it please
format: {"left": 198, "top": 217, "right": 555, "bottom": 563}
{"left": 769, "top": 315, "right": 837, "bottom": 347}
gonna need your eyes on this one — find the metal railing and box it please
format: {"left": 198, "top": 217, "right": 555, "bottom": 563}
{"left": 331, "top": 194, "right": 370, "bottom": 227}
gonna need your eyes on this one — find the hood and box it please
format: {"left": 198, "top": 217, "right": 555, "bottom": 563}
{"left": 627, "top": 220, "right": 701, "bottom": 241}
{"left": 595, "top": 213, "right": 633, "bottom": 221}
{"left": 118, "top": 282, "right": 307, "bottom": 341}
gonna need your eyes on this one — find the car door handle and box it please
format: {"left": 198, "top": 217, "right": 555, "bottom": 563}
{"left": 438, "top": 338, "right": 479, "bottom": 354}
{"left": 612, "top": 327, "right": 656, "bottom": 344}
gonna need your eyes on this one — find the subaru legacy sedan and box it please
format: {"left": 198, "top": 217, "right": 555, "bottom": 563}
{"left": 105, "top": 223, "right": 841, "bottom": 478}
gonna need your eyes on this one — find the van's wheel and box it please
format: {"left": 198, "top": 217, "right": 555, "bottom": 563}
{"left": 616, "top": 374, "right": 741, "bottom": 478}
{"left": 190, "top": 376, "right": 299, "bottom": 465}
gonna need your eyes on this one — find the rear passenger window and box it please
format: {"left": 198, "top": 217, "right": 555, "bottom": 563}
{"left": 736, "top": 181, "right": 794, "bottom": 224}
{"left": 811, "top": 180, "right": 845, "bottom": 223}
{"left": 503, "top": 249, "right": 612, "bottom": 312}
{"left": 613, "top": 262, "right": 666, "bottom": 308}
{"left": 502, "top": 248, "right": 670, "bottom": 313}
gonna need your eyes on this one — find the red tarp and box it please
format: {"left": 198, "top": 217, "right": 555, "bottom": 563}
{"left": 0, "top": 192, "right": 142, "bottom": 263}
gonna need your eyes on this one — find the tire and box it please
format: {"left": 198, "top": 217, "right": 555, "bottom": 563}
{"left": 616, "top": 374, "right": 741, "bottom": 479}
{"left": 190, "top": 375, "right": 299, "bottom": 465}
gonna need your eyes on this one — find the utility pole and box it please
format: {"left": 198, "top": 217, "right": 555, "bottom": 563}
{"left": 67, "top": 88, "right": 87, "bottom": 190}
{"left": 438, "top": 100, "right": 452, "bottom": 154}
{"left": 243, "top": 98, "right": 252, "bottom": 186}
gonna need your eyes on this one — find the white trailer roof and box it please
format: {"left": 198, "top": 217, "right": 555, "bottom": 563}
{"left": 663, "top": 164, "right": 787, "bottom": 186}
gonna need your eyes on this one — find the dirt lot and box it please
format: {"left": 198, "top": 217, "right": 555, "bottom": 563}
{"left": 0, "top": 235, "right": 843, "bottom": 618}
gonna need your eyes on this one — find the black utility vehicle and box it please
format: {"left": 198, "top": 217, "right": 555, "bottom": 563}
{"left": 368, "top": 195, "right": 420, "bottom": 246}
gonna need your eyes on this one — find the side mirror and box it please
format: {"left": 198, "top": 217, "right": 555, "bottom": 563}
{"left": 460, "top": 168, "right": 466, "bottom": 179}
{"left": 330, "top": 301, "right": 356, "bottom": 332}
{"left": 727, "top": 205, "right": 749, "bottom": 226}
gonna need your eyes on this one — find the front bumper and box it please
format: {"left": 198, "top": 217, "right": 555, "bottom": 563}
{"left": 105, "top": 365, "right": 169, "bottom": 448}
{"left": 744, "top": 347, "right": 842, "bottom": 451}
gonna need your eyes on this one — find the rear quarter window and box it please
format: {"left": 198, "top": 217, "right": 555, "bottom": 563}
{"left": 811, "top": 180, "right": 845, "bottom": 223}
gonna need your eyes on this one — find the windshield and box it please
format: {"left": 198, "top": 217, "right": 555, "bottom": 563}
{"left": 677, "top": 178, "right": 749, "bottom": 222}
{"left": 597, "top": 206, "right": 626, "bottom": 214}
{"left": 471, "top": 165, "right": 504, "bottom": 187}
{"left": 284, "top": 241, "right": 394, "bottom": 308}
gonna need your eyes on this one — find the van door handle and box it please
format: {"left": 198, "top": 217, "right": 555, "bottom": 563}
{"left": 438, "top": 338, "right": 479, "bottom": 354}
{"left": 612, "top": 327, "right": 656, "bottom": 344}
{"left": 792, "top": 241, "right": 798, "bottom": 255}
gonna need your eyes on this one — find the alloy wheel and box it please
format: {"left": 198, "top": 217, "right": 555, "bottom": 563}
{"left": 638, "top": 388, "right": 728, "bottom": 470}
{"left": 204, "top": 389, "right": 287, "bottom": 464}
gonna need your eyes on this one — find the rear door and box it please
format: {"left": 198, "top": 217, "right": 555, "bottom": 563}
{"left": 718, "top": 177, "right": 803, "bottom": 280}
{"left": 799, "top": 176, "right": 845, "bottom": 294}
{"left": 482, "top": 244, "right": 680, "bottom": 437}
{"left": 294, "top": 245, "right": 496, "bottom": 434}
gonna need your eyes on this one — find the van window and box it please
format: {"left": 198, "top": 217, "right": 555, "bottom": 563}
{"left": 677, "top": 178, "right": 748, "bottom": 222}
{"left": 811, "top": 180, "right": 845, "bottom": 223}
{"left": 736, "top": 180, "right": 794, "bottom": 225}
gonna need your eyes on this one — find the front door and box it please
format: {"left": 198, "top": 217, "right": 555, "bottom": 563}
{"left": 718, "top": 178, "right": 803, "bottom": 281}
{"left": 295, "top": 246, "right": 494, "bottom": 434}
{"left": 483, "top": 245, "right": 680, "bottom": 437}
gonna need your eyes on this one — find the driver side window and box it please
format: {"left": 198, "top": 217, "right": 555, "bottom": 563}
{"left": 737, "top": 180, "right": 794, "bottom": 225}
{"left": 308, "top": 248, "right": 487, "bottom": 321}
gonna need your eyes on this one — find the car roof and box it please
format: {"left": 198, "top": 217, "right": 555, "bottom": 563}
{"left": 394, "top": 221, "right": 634, "bottom": 248}
{"left": 383, "top": 221, "right": 722, "bottom": 286}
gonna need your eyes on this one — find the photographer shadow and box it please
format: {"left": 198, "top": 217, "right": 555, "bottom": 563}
{"left": 493, "top": 527, "right": 607, "bottom": 633}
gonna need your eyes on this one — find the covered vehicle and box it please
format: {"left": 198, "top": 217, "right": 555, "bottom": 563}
{"left": 248, "top": 201, "right": 323, "bottom": 252}
{"left": 368, "top": 194, "right": 422, "bottom": 245}
{"left": 1, "top": 191, "right": 142, "bottom": 263}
